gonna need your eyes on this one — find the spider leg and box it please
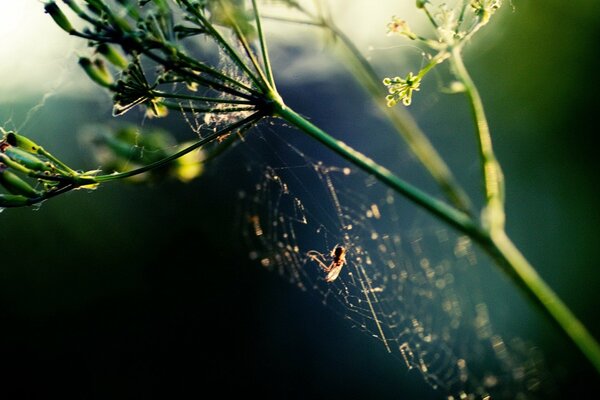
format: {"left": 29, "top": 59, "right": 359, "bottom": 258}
{"left": 306, "top": 250, "right": 333, "bottom": 272}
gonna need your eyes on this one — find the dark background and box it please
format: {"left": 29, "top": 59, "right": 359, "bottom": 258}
{"left": 2, "top": 1, "right": 600, "bottom": 398}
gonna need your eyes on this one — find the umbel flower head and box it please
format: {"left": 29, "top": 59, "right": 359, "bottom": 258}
{"left": 383, "top": 73, "right": 422, "bottom": 107}
{"left": 387, "top": 16, "right": 416, "bottom": 40}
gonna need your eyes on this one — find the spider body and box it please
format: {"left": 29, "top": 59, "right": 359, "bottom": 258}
{"left": 307, "top": 245, "right": 347, "bottom": 283}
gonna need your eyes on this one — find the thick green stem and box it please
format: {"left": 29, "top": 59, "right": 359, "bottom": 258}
{"left": 275, "top": 103, "right": 479, "bottom": 237}
{"left": 276, "top": 102, "right": 600, "bottom": 374}
{"left": 488, "top": 230, "right": 600, "bottom": 372}
{"left": 262, "top": 12, "right": 471, "bottom": 214}
{"left": 450, "top": 48, "right": 600, "bottom": 372}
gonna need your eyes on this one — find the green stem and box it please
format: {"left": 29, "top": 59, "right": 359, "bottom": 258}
{"left": 251, "top": 0, "right": 276, "bottom": 88}
{"left": 456, "top": 0, "right": 469, "bottom": 32}
{"left": 276, "top": 102, "right": 600, "bottom": 374}
{"left": 216, "top": 0, "right": 273, "bottom": 93}
{"left": 271, "top": 10, "right": 472, "bottom": 214}
{"left": 152, "top": 91, "right": 255, "bottom": 105}
{"left": 161, "top": 101, "right": 257, "bottom": 114}
{"left": 450, "top": 48, "right": 600, "bottom": 372}
{"left": 332, "top": 27, "right": 472, "bottom": 214}
{"left": 451, "top": 48, "right": 504, "bottom": 226}
{"left": 275, "top": 103, "right": 478, "bottom": 237}
{"left": 167, "top": 50, "right": 260, "bottom": 96}
{"left": 416, "top": 52, "right": 450, "bottom": 80}
{"left": 142, "top": 47, "right": 262, "bottom": 100}
{"left": 422, "top": 4, "right": 439, "bottom": 29}
{"left": 489, "top": 230, "right": 600, "bottom": 372}
{"left": 179, "top": 0, "right": 266, "bottom": 92}
{"left": 94, "top": 111, "right": 263, "bottom": 182}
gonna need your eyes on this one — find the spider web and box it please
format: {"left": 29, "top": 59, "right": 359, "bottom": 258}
{"left": 235, "top": 123, "right": 551, "bottom": 399}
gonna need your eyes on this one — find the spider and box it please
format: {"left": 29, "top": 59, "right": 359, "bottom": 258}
{"left": 307, "top": 245, "right": 347, "bottom": 283}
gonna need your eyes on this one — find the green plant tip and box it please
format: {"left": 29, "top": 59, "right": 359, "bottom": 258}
{"left": 44, "top": 2, "right": 74, "bottom": 34}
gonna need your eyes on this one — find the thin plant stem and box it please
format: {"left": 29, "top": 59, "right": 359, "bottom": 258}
{"left": 162, "top": 102, "right": 257, "bottom": 113}
{"left": 264, "top": 11, "right": 473, "bottom": 214}
{"left": 141, "top": 46, "right": 262, "bottom": 100}
{"left": 152, "top": 91, "right": 255, "bottom": 105}
{"left": 216, "top": 0, "right": 273, "bottom": 93}
{"left": 166, "top": 50, "right": 260, "bottom": 96}
{"left": 422, "top": 5, "right": 440, "bottom": 29}
{"left": 251, "top": 0, "right": 276, "bottom": 88}
{"left": 450, "top": 48, "right": 504, "bottom": 223}
{"left": 179, "top": 0, "right": 267, "bottom": 92}
{"left": 94, "top": 111, "right": 264, "bottom": 182}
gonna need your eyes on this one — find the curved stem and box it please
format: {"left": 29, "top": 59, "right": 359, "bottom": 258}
{"left": 275, "top": 103, "right": 479, "bottom": 237}
{"left": 276, "top": 101, "right": 600, "bottom": 374}
{"left": 214, "top": 0, "right": 273, "bottom": 93}
{"left": 94, "top": 111, "right": 264, "bottom": 182}
{"left": 488, "top": 230, "right": 600, "bottom": 372}
{"left": 451, "top": 48, "right": 504, "bottom": 227}
{"left": 142, "top": 48, "right": 261, "bottom": 100}
{"left": 251, "top": 0, "right": 276, "bottom": 88}
{"left": 152, "top": 90, "right": 255, "bottom": 105}
{"left": 268, "top": 11, "right": 473, "bottom": 214}
{"left": 450, "top": 48, "right": 600, "bottom": 372}
{"left": 179, "top": 0, "right": 267, "bottom": 92}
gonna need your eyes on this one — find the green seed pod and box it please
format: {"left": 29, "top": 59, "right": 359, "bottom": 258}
{"left": 44, "top": 2, "right": 74, "bottom": 33}
{"left": 0, "top": 168, "right": 40, "bottom": 197}
{"left": 0, "top": 147, "right": 53, "bottom": 174}
{"left": 79, "top": 57, "right": 115, "bottom": 88}
{"left": 0, "top": 193, "right": 31, "bottom": 208}
{"left": 85, "top": 0, "right": 105, "bottom": 16}
{"left": 416, "top": 0, "right": 428, "bottom": 9}
{"left": 62, "top": 0, "right": 88, "bottom": 19}
{"left": 96, "top": 43, "right": 129, "bottom": 69}
{"left": 5, "top": 132, "right": 42, "bottom": 154}
{"left": 3, "top": 147, "right": 52, "bottom": 172}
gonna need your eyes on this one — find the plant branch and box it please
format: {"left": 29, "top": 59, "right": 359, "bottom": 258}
{"left": 251, "top": 0, "right": 276, "bottom": 88}
{"left": 450, "top": 48, "right": 504, "bottom": 229}
{"left": 275, "top": 103, "right": 479, "bottom": 236}
{"left": 489, "top": 230, "right": 600, "bottom": 372}
{"left": 94, "top": 111, "right": 264, "bottom": 182}
{"left": 277, "top": 100, "right": 600, "bottom": 374}
{"left": 266, "top": 11, "right": 473, "bottom": 215}
{"left": 450, "top": 47, "right": 600, "bottom": 373}
{"left": 179, "top": 0, "right": 267, "bottom": 92}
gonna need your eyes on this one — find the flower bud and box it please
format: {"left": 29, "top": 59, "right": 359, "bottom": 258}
{"left": 96, "top": 43, "right": 129, "bottom": 69}
{"left": 0, "top": 194, "right": 31, "bottom": 208}
{"left": 1, "top": 148, "right": 52, "bottom": 172}
{"left": 5, "top": 132, "right": 42, "bottom": 154}
{"left": 79, "top": 57, "right": 115, "bottom": 88}
{"left": 85, "top": 0, "right": 105, "bottom": 16}
{"left": 0, "top": 168, "right": 40, "bottom": 198}
{"left": 44, "top": 2, "right": 74, "bottom": 33}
